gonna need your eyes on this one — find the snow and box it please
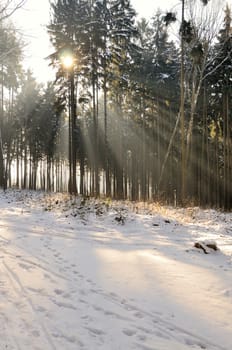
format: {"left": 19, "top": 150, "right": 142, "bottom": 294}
{"left": 0, "top": 190, "right": 232, "bottom": 350}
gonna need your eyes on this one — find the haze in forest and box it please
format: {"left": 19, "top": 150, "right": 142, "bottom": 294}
{"left": 0, "top": 0, "right": 231, "bottom": 209}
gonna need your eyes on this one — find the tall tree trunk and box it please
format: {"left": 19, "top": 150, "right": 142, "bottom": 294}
{"left": 0, "top": 128, "right": 5, "bottom": 189}
{"left": 23, "top": 146, "right": 27, "bottom": 189}
{"left": 0, "top": 66, "right": 5, "bottom": 189}
{"left": 92, "top": 72, "right": 99, "bottom": 197}
{"left": 70, "top": 69, "right": 77, "bottom": 194}
{"left": 104, "top": 71, "right": 110, "bottom": 197}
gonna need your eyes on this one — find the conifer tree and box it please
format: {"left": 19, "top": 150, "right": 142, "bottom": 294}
{"left": 206, "top": 5, "right": 232, "bottom": 209}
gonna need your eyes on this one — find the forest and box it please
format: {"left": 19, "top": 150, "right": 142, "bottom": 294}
{"left": 0, "top": 0, "right": 231, "bottom": 209}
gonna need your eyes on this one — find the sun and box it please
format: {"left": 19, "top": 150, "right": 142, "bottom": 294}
{"left": 62, "top": 55, "right": 74, "bottom": 69}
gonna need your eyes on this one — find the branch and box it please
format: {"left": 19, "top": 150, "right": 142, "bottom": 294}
{"left": 203, "top": 50, "right": 232, "bottom": 81}
{"left": 0, "top": 43, "right": 27, "bottom": 62}
{"left": 0, "top": 0, "right": 27, "bottom": 22}
{"left": 157, "top": 112, "right": 180, "bottom": 190}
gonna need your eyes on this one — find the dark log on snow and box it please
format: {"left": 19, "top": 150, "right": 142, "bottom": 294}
{"left": 194, "top": 241, "right": 218, "bottom": 254}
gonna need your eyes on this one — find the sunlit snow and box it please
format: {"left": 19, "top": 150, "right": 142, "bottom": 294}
{"left": 0, "top": 190, "right": 231, "bottom": 349}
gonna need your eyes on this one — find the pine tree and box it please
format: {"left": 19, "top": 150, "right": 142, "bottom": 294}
{"left": 206, "top": 5, "right": 232, "bottom": 209}
{"left": 0, "top": 20, "right": 23, "bottom": 189}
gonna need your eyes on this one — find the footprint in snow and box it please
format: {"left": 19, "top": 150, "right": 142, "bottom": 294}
{"left": 136, "top": 326, "right": 152, "bottom": 334}
{"left": 18, "top": 262, "right": 34, "bottom": 271}
{"left": 137, "top": 334, "right": 147, "bottom": 341}
{"left": 79, "top": 298, "right": 87, "bottom": 304}
{"left": 223, "top": 289, "right": 231, "bottom": 297}
{"left": 52, "top": 332, "right": 84, "bottom": 347}
{"left": 86, "top": 278, "right": 94, "bottom": 284}
{"left": 36, "top": 305, "right": 47, "bottom": 313}
{"left": 31, "top": 330, "right": 40, "bottom": 338}
{"left": 28, "top": 287, "right": 44, "bottom": 294}
{"left": 63, "top": 293, "right": 71, "bottom": 299}
{"left": 104, "top": 310, "right": 114, "bottom": 316}
{"left": 93, "top": 305, "right": 104, "bottom": 311}
{"left": 54, "top": 288, "right": 63, "bottom": 295}
{"left": 185, "top": 338, "right": 206, "bottom": 349}
{"left": 123, "top": 329, "right": 137, "bottom": 336}
{"left": 86, "top": 327, "right": 105, "bottom": 336}
{"left": 134, "top": 311, "right": 145, "bottom": 319}
{"left": 155, "top": 331, "right": 168, "bottom": 339}
{"left": 51, "top": 298, "right": 77, "bottom": 310}
{"left": 43, "top": 273, "right": 55, "bottom": 283}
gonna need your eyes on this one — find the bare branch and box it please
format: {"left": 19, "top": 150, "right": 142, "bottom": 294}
{"left": 0, "top": 0, "right": 27, "bottom": 22}
{"left": 203, "top": 50, "right": 232, "bottom": 80}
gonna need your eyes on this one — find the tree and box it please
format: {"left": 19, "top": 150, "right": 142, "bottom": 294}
{"left": 48, "top": 0, "right": 139, "bottom": 198}
{"left": 125, "top": 13, "right": 179, "bottom": 201}
{"left": 0, "top": 18, "right": 23, "bottom": 188}
{"left": 206, "top": 4, "right": 232, "bottom": 209}
{"left": 165, "top": 0, "right": 225, "bottom": 204}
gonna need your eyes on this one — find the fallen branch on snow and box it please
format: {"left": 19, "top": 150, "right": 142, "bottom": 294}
{"left": 194, "top": 240, "right": 219, "bottom": 254}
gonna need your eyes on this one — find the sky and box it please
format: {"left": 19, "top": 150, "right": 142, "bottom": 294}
{"left": 11, "top": 0, "right": 178, "bottom": 83}
{"left": 13, "top": 0, "right": 53, "bottom": 83}
{"left": 12, "top": 0, "right": 227, "bottom": 83}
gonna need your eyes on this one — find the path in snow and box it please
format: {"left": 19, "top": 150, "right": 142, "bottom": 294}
{"left": 0, "top": 191, "right": 231, "bottom": 350}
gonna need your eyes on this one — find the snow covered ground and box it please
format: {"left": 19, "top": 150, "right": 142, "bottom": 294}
{"left": 0, "top": 190, "right": 231, "bottom": 350}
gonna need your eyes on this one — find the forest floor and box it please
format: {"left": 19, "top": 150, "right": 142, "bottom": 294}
{"left": 0, "top": 190, "right": 231, "bottom": 350}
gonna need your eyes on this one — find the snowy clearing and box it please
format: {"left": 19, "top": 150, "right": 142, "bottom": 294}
{"left": 0, "top": 190, "right": 231, "bottom": 350}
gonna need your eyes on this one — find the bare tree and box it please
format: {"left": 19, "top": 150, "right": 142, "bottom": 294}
{"left": 0, "top": 0, "right": 27, "bottom": 22}
{"left": 185, "top": 0, "right": 225, "bottom": 162}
